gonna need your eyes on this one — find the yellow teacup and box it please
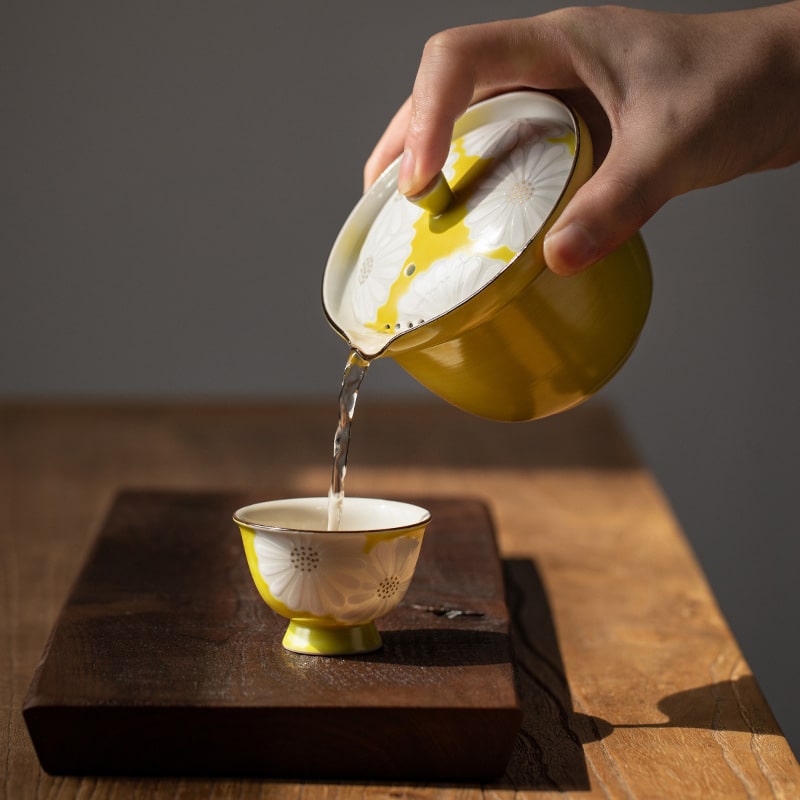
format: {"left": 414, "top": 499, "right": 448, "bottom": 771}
{"left": 234, "top": 497, "right": 430, "bottom": 655}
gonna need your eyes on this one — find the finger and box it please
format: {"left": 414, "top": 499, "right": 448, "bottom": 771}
{"left": 543, "top": 135, "right": 671, "bottom": 275}
{"left": 363, "top": 96, "right": 413, "bottom": 191}
{"left": 399, "top": 18, "right": 582, "bottom": 197}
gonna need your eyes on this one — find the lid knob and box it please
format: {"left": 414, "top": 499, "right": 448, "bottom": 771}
{"left": 407, "top": 171, "right": 454, "bottom": 216}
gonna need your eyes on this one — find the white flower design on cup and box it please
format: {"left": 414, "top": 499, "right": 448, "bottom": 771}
{"left": 237, "top": 498, "right": 431, "bottom": 655}
{"left": 254, "top": 530, "right": 423, "bottom": 624}
{"left": 342, "top": 536, "right": 422, "bottom": 622}
{"left": 254, "top": 531, "right": 364, "bottom": 618}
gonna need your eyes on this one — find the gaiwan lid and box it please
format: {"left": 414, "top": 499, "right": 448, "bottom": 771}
{"left": 323, "top": 91, "right": 588, "bottom": 358}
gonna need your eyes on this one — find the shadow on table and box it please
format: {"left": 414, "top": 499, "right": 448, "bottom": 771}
{"left": 601, "top": 675, "right": 782, "bottom": 736}
{"left": 495, "top": 558, "right": 593, "bottom": 791}
{"left": 497, "top": 559, "right": 781, "bottom": 792}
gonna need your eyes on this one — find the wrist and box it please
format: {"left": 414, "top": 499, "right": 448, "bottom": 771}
{"left": 748, "top": 2, "right": 800, "bottom": 170}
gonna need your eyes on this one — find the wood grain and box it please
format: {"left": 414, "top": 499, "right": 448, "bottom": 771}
{"left": 23, "top": 491, "right": 520, "bottom": 780}
{"left": 2, "top": 400, "right": 798, "bottom": 798}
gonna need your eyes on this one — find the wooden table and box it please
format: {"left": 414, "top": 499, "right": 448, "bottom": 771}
{"left": 2, "top": 400, "right": 798, "bottom": 798}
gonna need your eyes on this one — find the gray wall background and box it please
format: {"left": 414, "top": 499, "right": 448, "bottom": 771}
{"left": 3, "top": 1, "right": 798, "bottom": 755}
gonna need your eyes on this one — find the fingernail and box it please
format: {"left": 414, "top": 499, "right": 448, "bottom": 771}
{"left": 397, "top": 148, "right": 415, "bottom": 195}
{"left": 544, "top": 222, "right": 600, "bottom": 275}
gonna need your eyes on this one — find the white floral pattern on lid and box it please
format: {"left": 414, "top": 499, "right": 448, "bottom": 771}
{"left": 445, "top": 117, "right": 566, "bottom": 178}
{"left": 464, "top": 131, "right": 573, "bottom": 252}
{"left": 349, "top": 191, "right": 423, "bottom": 325}
{"left": 396, "top": 253, "right": 506, "bottom": 328}
{"left": 347, "top": 117, "right": 575, "bottom": 332}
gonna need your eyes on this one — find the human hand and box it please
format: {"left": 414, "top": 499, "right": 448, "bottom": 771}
{"left": 364, "top": 4, "right": 800, "bottom": 275}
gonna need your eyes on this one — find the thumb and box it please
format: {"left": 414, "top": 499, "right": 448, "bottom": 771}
{"left": 543, "top": 137, "right": 669, "bottom": 276}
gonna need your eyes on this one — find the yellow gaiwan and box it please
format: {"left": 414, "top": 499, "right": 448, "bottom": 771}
{"left": 323, "top": 90, "right": 652, "bottom": 421}
{"left": 235, "top": 497, "right": 431, "bottom": 656}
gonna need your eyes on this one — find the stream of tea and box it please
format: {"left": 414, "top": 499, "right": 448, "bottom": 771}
{"left": 327, "top": 349, "right": 371, "bottom": 531}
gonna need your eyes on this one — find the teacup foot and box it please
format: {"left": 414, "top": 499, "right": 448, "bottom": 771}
{"left": 282, "top": 620, "right": 382, "bottom": 656}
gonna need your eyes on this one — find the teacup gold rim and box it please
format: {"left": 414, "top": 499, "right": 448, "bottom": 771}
{"left": 233, "top": 497, "right": 431, "bottom": 536}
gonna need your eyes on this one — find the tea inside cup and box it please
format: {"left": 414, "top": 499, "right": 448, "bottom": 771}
{"left": 234, "top": 497, "right": 430, "bottom": 655}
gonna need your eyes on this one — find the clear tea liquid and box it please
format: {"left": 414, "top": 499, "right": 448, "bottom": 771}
{"left": 327, "top": 349, "right": 371, "bottom": 531}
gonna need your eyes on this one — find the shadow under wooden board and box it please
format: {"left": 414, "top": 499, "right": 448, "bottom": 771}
{"left": 23, "top": 490, "right": 522, "bottom": 781}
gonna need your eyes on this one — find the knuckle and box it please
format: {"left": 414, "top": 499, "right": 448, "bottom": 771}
{"left": 421, "top": 27, "right": 471, "bottom": 69}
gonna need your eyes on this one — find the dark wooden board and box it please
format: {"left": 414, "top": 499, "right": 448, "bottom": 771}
{"left": 23, "top": 490, "right": 521, "bottom": 781}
